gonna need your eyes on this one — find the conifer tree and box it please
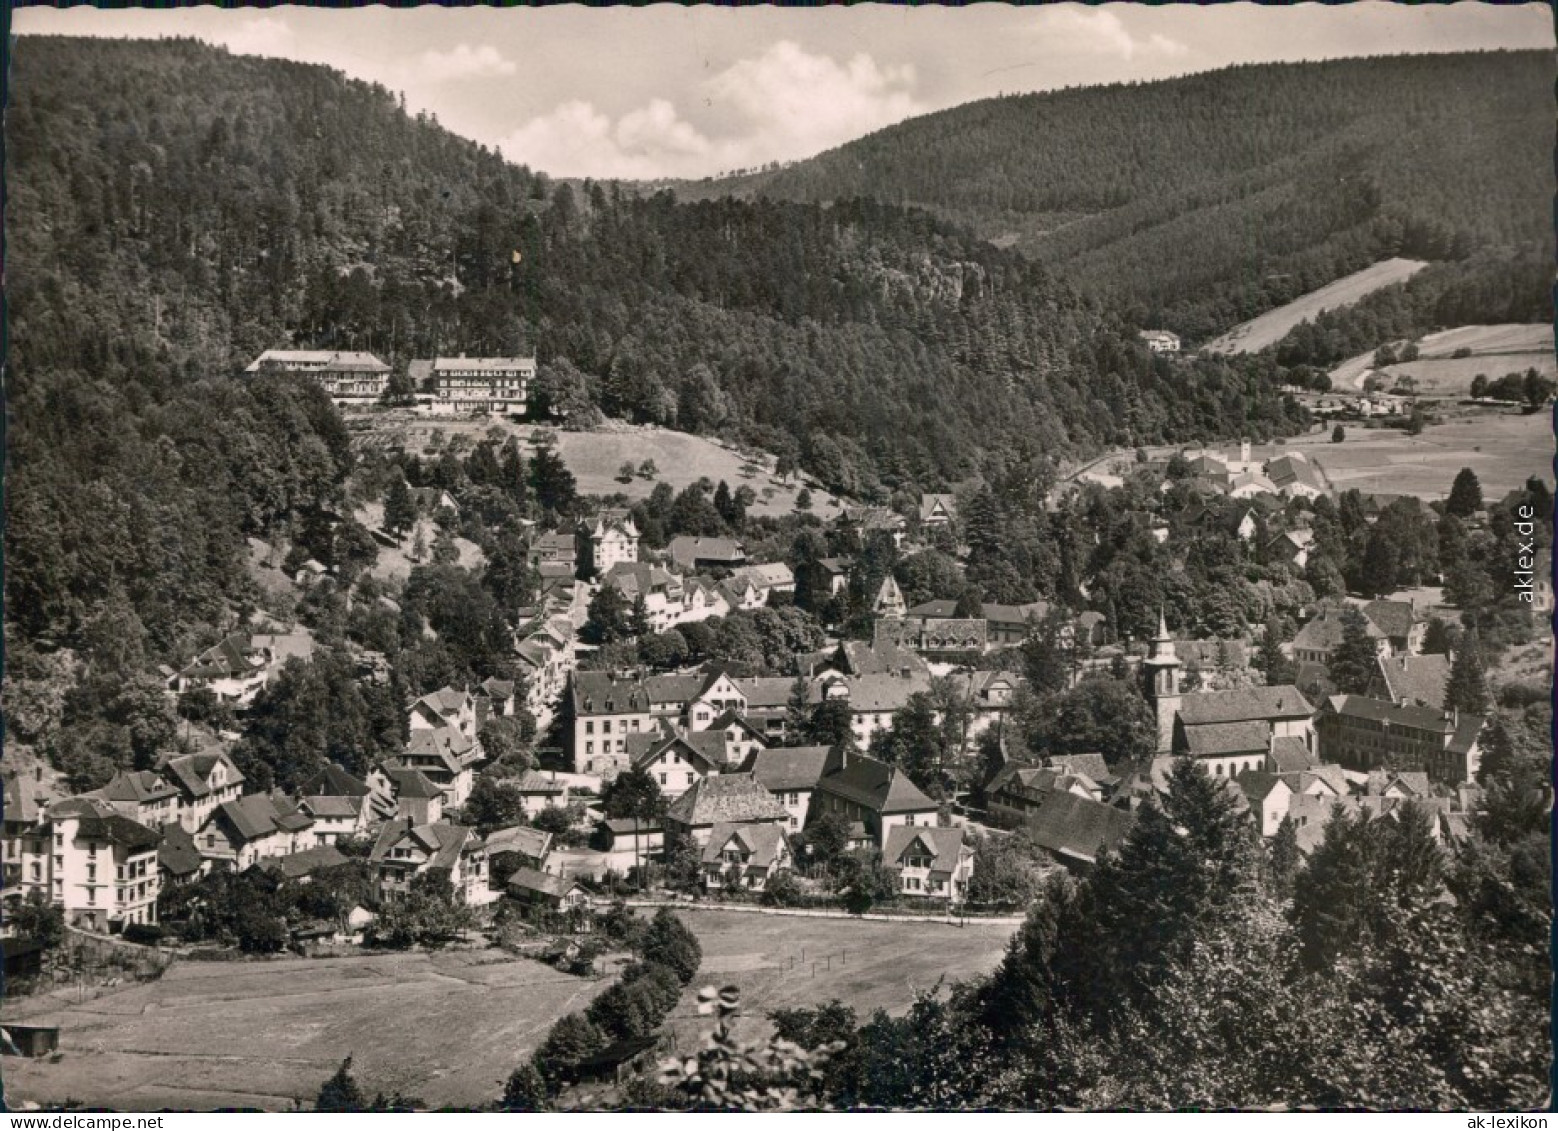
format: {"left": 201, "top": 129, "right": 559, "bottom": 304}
{"left": 1328, "top": 606, "right": 1380, "bottom": 694}
{"left": 1443, "top": 629, "right": 1490, "bottom": 715}
{"left": 317, "top": 1056, "right": 367, "bottom": 1112}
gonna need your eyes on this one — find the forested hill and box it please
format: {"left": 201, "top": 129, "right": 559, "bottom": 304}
{"left": 9, "top": 34, "right": 1306, "bottom": 500}
{"left": 673, "top": 51, "right": 1554, "bottom": 341}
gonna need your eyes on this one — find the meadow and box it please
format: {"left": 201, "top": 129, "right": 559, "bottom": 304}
{"left": 1203, "top": 257, "right": 1429, "bottom": 355}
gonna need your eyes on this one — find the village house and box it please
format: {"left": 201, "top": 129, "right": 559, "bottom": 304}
{"left": 1022, "top": 792, "right": 1135, "bottom": 870}
{"left": 982, "top": 602, "right": 1048, "bottom": 648}
{"left": 837, "top": 505, "right": 908, "bottom": 549}
{"left": 1292, "top": 605, "right": 1390, "bottom": 666}
{"left": 578, "top": 511, "right": 640, "bottom": 577}
{"left": 628, "top": 732, "right": 726, "bottom": 798}
{"left": 245, "top": 350, "right": 390, "bottom": 403}
{"left": 41, "top": 798, "right": 162, "bottom": 932}
{"left": 716, "top": 573, "right": 766, "bottom": 615}
{"left": 370, "top": 818, "right": 494, "bottom": 906}
{"left": 256, "top": 844, "right": 351, "bottom": 884}
{"left": 873, "top": 575, "right": 908, "bottom": 618}
{"left": 986, "top": 762, "right": 1105, "bottom": 826}
{"left": 743, "top": 745, "right": 832, "bottom": 832}
{"left": 816, "top": 557, "right": 852, "bottom": 598}
{"left": 918, "top": 493, "right": 958, "bottom": 531}
{"left": 1266, "top": 452, "right": 1326, "bottom": 500}
{"left": 1367, "top": 652, "right": 1452, "bottom": 709}
{"left": 509, "top": 770, "right": 570, "bottom": 817}
{"left": 389, "top": 727, "right": 478, "bottom": 807}
{"left": 728, "top": 561, "right": 796, "bottom": 598}
{"left": 296, "top": 793, "right": 370, "bottom": 845}
{"left": 700, "top": 822, "right": 792, "bottom": 893}
{"left": 1268, "top": 529, "right": 1316, "bottom": 570}
{"left": 482, "top": 825, "right": 554, "bottom": 888}
{"left": 809, "top": 668, "right": 934, "bottom": 749}
{"left": 1318, "top": 696, "right": 1484, "bottom": 785}
{"left": 571, "top": 671, "right": 655, "bottom": 778}
{"left": 408, "top": 686, "right": 481, "bottom": 745}
{"left": 1361, "top": 600, "right": 1424, "bottom": 655}
{"left": 664, "top": 773, "right": 791, "bottom": 847}
{"left": 427, "top": 355, "right": 534, "bottom": 416}
{"left": 157, "top": 749, "right": 245, "bottom": 833}
{"left": 368, "top": 766, "right": 446, "bottom": 825}
{"left": 529, "top": 530, "right": 578, "bottom": 573}
{"left": 668, "top": 536, "right": 747, "bottom": 573}
{"left": 473, "top": 677, "right": 518, "bottom": 726}
{"left": 164, "top": 633, "right": 269, "bottom": 707}
{"left": 598, "top": 817, "right": 666, "bottom": 856}
{"left": 1, "top": 770, "right": 55, "bottom": 909}
{"left": 507, "top": 868, "right": 593, "bottom": 913}
{"left": 88, "top": 770, "right": 181, "bottom": 830}
{"left": 601, "top": 561, "right": 687, "bottom": 633}
{"left": 158, "top": 823, "right": 206, "bottom": 888}
{"left": 808, "top": 749, "right": 939, "bottom": 850}
{"left": 883, "top": 825, "right": 974, "bottom": 902}
{"left": 1139, "top": 329, "right": 1181, "bottom": 354}
{"left": 197, "top": 793, "right": 314, "bottom": 870}
{"left": 1235, "top": 772, "right": 1296, "bottom": 837}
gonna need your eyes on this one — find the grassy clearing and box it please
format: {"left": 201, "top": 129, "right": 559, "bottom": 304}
{"left": 1203, "top": 258, "right": 1429, "bottom": 355}
{"left": 1328, "top": 324, "right": 1555, "bottom": 393}
{"left": 1299, "top": 410, "right": 1553, "bottom": 500}
{"left": 349, "top": 412, "right": 841, "bottom": 518}
{"left": 662, "top": 909, "right": 1017, "bottom": 1048}
{"left": 1, "top": 948, "right": 611, "bottom": 1112}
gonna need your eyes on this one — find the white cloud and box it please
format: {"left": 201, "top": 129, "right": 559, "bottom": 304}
{"left": 218, "top": 15, "right": 297, "bottom": 59}
{"left": 419, "top": 43, "right": 518, "bottom": 83}
{"left": 499, "top": 40, "right": 923, "bottom": 180}
{"left": 1033, "top": 8, "right": 1188, "bottom": 61}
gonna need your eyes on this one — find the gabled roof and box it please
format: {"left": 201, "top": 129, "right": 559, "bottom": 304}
{"left": 641, "top": 674, "right": 702, "bottom": 706}
{"left": 508, "top": 866, "right": 586, "bottom": 899}
{"left": 731, "top": 562, "right": 795, "bottom": 589}
{"left": 702, "top": 821, "right": 789, "bottom": 869}
{"left": 817, "top": 754, "right": 937, "bottom": 816}
{"left": 53, "top": 802, "right": 163, "bottom": 851}
{"left": 95, "top": 769, "right": 179, "bottom": 806}
{"left": 883, "top": 825, "right": 967, "bottom": 874}
{"left": 483, "top": 824, "right": 552, "bottom": 860}
{"left": 511, "top": 771, "right": 567, "bottom": 795}
{"left": 1023, "top": 792, "right": 1135, "bottom": 864}
{"left": 665, "top": 773, "right": 789, "bottom": 827}
{"left": 668, "top": 536, "right": 747, "bottom": 568}
{"left": 257, "top": 844, "right": 349, "bottom": 880}
{"left": 158, "top": 822, "right": 204, "bottom": 877}
{"left": 575, "top": 671, "right": 651, "bottom": 715}
{"left": 385, "top": 768, "right": 444, "bottom": 800}
{"left": 405, "top": 726, "right": 475, "bottom": 760}
{"left": 1372, "top": 653, "right": 1451, "bottom": 709}
{"left": 745, "top": 745, "right": 832, "bottom": 793}
{"left": 413, "top": 686, "right": 471, "bottom": 719}
{"left": 300, "top": 794, "right": 363, "bottom": 820}
{"left": 907, "top": 599, "right": 960, "bottom": 619}
{"left": 1178, "top": 686, "right": 1313, "bottom": 726}
{"left": 1235, "top": 770, "right": 1290, "bottom": 803}
{"left": 247, "top": 350, "right": 389, "bottom": 374}
{"left": 734, "top": 677, "right": 796, "bottom": 710}
{"left": 919, "top": 493, "right": 958, "bottom": 522}
{"left": 432, "top": 355, "right": 536, "bottom": 374}
{"left": 603, "top": 816, "right": 665, "bottom": 836}
{"left": 176, "top": 633, "right": 263, "bottom": 681}
{"left": 2, "top": 771, "right": 42, "bottom": 825}
{"left": 1294, "top": 607, "right": 1384, "bottom": 654}
{"left": 1046, "top": 751, "right": 1114, "bottom": 784}
{"left": 215, "top": 794, "right": 298, "bottom": 843}
{"left": 1324, "top": 694, "right": 1457, "bottom": 733}
{"left": 370, "top": 818, "right": 473, "bottom": 872}
{"left": 1267, "top": 453, "right": 1324, "bottom": 491}
{"left": 1181, "top": 720, "right": 1271, "bottom": 757}
{"left": 1267, "top": 737, "right": 1318, "bottom": 773}
{"left": 299, "top": 764, "right": 371, "bottom": 799}
{"left": 632, "top": 733, "right": 724, "bottom": 776}
{"left": 160, "top": 750, "right": 244, "bottom": 800}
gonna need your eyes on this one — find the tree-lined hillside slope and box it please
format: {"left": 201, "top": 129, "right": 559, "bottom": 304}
{"left": 678, "top": 52, "right": 1553, "bottom": 341}
{"left": 8, "top": 35, "right": 1306, "bottom": 507}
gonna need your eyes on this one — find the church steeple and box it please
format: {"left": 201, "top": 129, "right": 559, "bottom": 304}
{"left": 1141, "top": 608, "right": 1182, "bottom": 754}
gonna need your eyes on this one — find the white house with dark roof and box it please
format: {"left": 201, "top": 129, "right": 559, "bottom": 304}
{"left": 701, "top": 822, "right": 792, "bottom": 892}
{"left": 571, "top": 671, "right": 655, "bottom": 778}
{"left": 40, "top": 798, "right": 163, "bottom": 932}
{"left": 808, "top": 749, "right": 939, "bottom": 849}
{"left": 428, "top": 355, "right": 534, "bottom": 415}
{"left": 628, "top": 732, "right": 725, "bottom": 798}
{"left": 156, "top": 749, "right": 245, "bottom": 833}
{"left": 918, "top": 493, "right": 958, "bottom": 530}
{"left": 883, "top": 825, "right": 973, "bottom": 901}
{"left": 245, "top": 350, "right": 390, "bottom": 402}
{"left": 579, "top": 511, "right": 640, "bottom": 577}
{"left": 165, "top": 633, "right": 268, "bottom": 706}
{"left": 664, "top": 773, "right": 790, "bottom": 846}
{"left": 370, "top": 818, "right": 493, "bottom": 906}
{"left": 744, "top": 745, "right": 832, "bottom": 831}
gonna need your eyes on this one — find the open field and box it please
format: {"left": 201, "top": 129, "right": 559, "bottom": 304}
{"left": 0, "top": 948, "right": 611, "bottom": 1112}
{"left": 661, "top": 908, "right": 1018, "bottom": 1048}
{"left": 1328, "top": 323, "right": 1554, "bottom": 393}
{"left": 348, "top": 412, "right": 841, "bottom": 518}
{"left": 1203, "top": 257, "right": 1429, "bottom": 356}
{"left": 1293, "top": 410, "right": 1553, "bottom": 500}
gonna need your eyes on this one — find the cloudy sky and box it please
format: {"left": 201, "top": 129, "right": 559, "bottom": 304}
{"left": 15, "top": 3, "right": 1553, "bottom": 180}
